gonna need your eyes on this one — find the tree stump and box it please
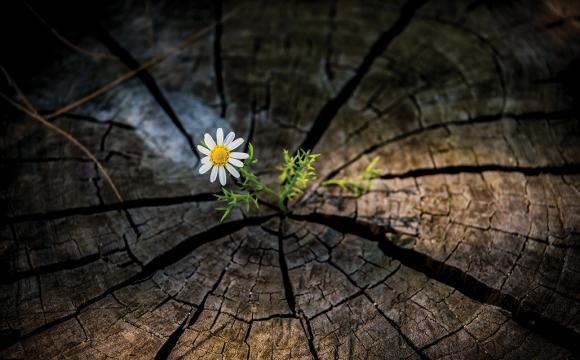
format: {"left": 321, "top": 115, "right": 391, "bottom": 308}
{"left": 1, "top": 0, "right": 580, "bottom": 358}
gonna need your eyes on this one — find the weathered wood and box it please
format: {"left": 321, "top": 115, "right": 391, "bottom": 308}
{"left": 1, "top": 0, "right": 580, "bottom": 358}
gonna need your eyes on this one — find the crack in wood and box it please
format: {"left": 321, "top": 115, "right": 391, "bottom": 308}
{"left": 0, "top": 216, "right": 272, "bottom": 351}
{"left": 298, "top": 310, "right": 321, "bottom": 360}
{"left": 87, "top": 18, "right": 200, "bottom": 161}
{"left": 153, "top": 311, "right": 191, "bottom": 360}
{"left": 278, "top": 219, "right": 297, "bottom": 314}
{"left": 2, "top": 1, "right": 580, "bottom": 357}
{"left": 213, "top": 0, "right": 227, "bottom": 119}
{"left": 379, "top": 163, "right": 580, "bottom": 180}
{"left": 0, "top": 247, "right": 126, "bottom": 284}
{"left": 2, "top": 193, "right": 216, "bottom": 224}
{"left": 155, "top": 238, "right": 246, "bottom": 359}
{"left": 363, "top": 293, "right": 427, "bottom": 359}
{"left": 323, "top": 109, "right": 577, "bottom": 181}
{"left": 298, "top": 0, "right": 429, "bottom": 153}
{"left": 290, "top": 212, "right": 580, "bottom": 356}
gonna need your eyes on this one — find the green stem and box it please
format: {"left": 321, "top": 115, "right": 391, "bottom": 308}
{"left": 278, "top": 189, "right": 290, "bottom": 213}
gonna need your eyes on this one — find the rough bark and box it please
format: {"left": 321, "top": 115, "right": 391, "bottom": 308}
{"left": 1, "top": 0, "right": 580, "bottom": 359}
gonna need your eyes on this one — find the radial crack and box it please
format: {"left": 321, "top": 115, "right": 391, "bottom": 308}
{"left": 153, "top": 311, "right": 192, "bottom": 360}
{"left": 298, "top": 311, "right": 321, "bottom": 360}
{"left": 297, "top": 0, "right": 428, "bottom": 152}
{"left": 2, "top": 193, "right": 216, "bottom": 224}
{"left": 0, "top": 247, "right": 128, "bottom": 284}
{"left": 290, "top": 212, "right": 580, "bottom": 355}
{"left": 213, "top": 0, "right": 227, "bottom": 118}
{"left": 363, "top": 293, "right": 427, "bottom": 359}
{"left": 155, "top": 265, "right": 228, "bottom": 360}
{"left": 324, "top": 108, "right": 576, "bottom": 180}
{"left": 380, "top": 163, "right": 580, "bottom": 180}
{"left": 87, "top": 19, "right": 200, "bottom": 160}
{"left": 0, "top": 216, "right": 271, "bottom": 351}
{"left": 278, "top": 219, "right": 297, "bottom": 314}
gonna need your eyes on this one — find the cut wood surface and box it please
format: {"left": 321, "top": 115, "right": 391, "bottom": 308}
{"left": 1, "top": 0, "right": 579, "bottom": 358}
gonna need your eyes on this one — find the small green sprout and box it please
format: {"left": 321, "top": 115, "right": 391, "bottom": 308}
{"left": 322, "top": 156, "right": 381, "bottom": 197}
{"left": 214, "top": 188, "right": 259, "bottom": 222}
{"left": 214, "top": 143, "right": 272, "bottom": 221}
{"left": 213, "top": 146, "right": 320, "bottom": 220}
{"left": 208, "top": 134, "right": 377, "bottom": 221}
{"left": 278, "top": 149, "right": 320, "bottom": 212}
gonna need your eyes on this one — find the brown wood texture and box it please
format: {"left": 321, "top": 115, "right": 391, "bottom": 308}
{"left": 1, "top": 0, "right": 580, "bottom": 358}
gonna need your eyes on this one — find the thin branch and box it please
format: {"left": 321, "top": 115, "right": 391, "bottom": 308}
{"left": 0, "top": 67, "right": 124, "bottom": 203}
{"left": 23, "top": 0, "right": 118, "bottom": 61}
{"left": 0, "top": 66, "right": 36, "bottom": 112}
{"left": 45, "top": 5, "right": 243, "bottom": 120}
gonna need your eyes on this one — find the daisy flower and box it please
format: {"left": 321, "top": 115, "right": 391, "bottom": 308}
{"left": 197, "top": 128, "right": 249, "bottom": 186}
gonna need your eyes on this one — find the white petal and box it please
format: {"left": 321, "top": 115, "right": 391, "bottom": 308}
{"left": 224, "top": 132, "right": 235, "bottom": 145}
{"left": 201, "top": 156, "right": 210, "bottom": 164}
{"left": 197, "top": 145, "right": 210, "bottom": 155}
{"left": 228, "top": 158, "right": 244, "bottom": 167}
{"left": 230, "top": 152, "right": 249, "bottom": 160}
{"left": 210, "top": 166, "right": 218, "bottom": 182}
{"left": 199, "top": 162, "right": 212, "bottom": 174}
{"left": 227, "top": 138, "right": 244, "bottom": 151}
{"left": 218, "top": 167, "right": 226, "bottom": 186}
{"left": 216, "top": 128, "right": 224, "bottom": 145}
{"left": 204, "top": 133, "right": 216, "bottom": 149}
{"left": 225, "top": 163, "right": 240, "bottom": 178}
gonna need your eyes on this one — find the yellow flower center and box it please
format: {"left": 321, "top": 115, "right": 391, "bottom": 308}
{"left": 210, "top": 145, "right": 230, "bottom": 166}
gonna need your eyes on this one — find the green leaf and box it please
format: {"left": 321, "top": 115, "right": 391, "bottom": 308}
{"left": 278, "top": 148, "right": 320, "bottom": 212}
{"left": 322, "top": 156, "right": 382, "bottom": 197}
{"left": 212, "top": 142, "right": 275, "bottom": 222}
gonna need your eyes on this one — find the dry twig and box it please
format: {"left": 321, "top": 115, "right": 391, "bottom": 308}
{"left": 46, "top": 6, "right": 242, "bottom": 120}
{"left": 23, "top": 0, "right": 118, "bottom": 61}
{"left": 0, "top": 66, "right": 124, "bottom": 203}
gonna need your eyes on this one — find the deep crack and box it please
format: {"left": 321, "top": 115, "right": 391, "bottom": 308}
{"left": 298, "top": 0, "right": 429, "bottom": 152}
{"left": 88, "top": 18, "right": 200, "bottom": 161}
{"left": 291, "top": 212, "right": 580, "bottom": 356}
{"left": 213, "top": 0, "right": 227, "bottom": 118}
{"left": 0, "top": 216, "right": 272, "bottom": 351}
{"left": 380, "top": 163, "right": 580, "bottom": 179}
{"left": 2, "top": 193, "right": 216, "bottom": 224}
{"left": 278, "top": 219, "right": 297, "bottom": 314}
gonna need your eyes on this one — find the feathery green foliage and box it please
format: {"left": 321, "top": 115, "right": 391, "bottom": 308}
{"left": 213, "top": 145, "right": 321, "bottom": 220}
{"left": 214, "top": 188, "right": 259, "bottom": 222}
{"left": 322, "top": 156, "right": 381, "bottom": 197}
{"left": 214, "top": 144, "right": 266, "bottom": 222}
{"left": 278, "top": 149, "right": 320, "bottom": 212}
{"left": 214, "top": 142, "right": 381, "bottom": 221}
